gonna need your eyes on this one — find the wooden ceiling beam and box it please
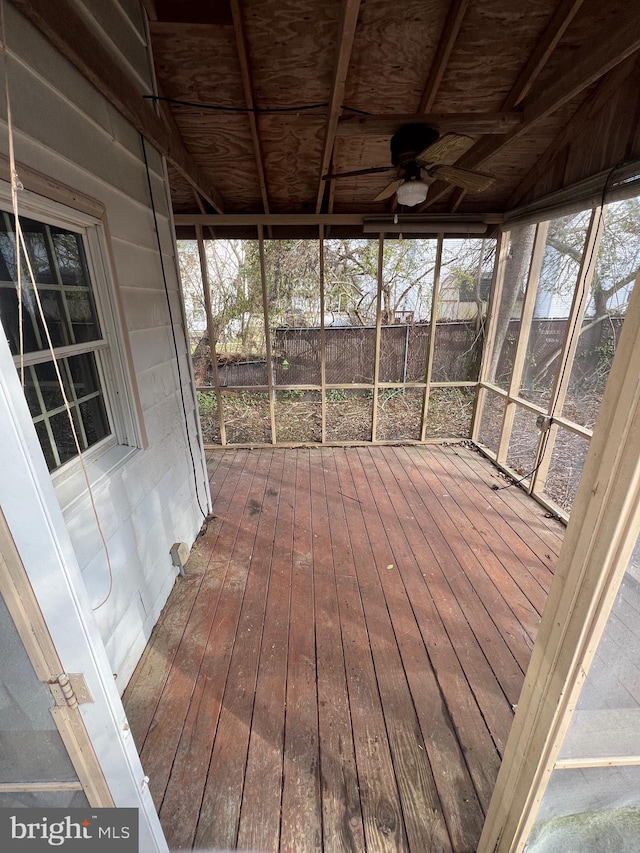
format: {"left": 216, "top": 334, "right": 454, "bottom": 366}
{"left": 438, "top": 0, "right": 584, "bottom": 213}
{"left": 10, "top": 0, "right": 225, "bottom": 212}
{"left": 175, "top": 212, "right": 502, "bottom": 226}
{"left": 230, "top": 0, "right": 270, "bottom": 214}
{"left": 522, "top": 15, "right": 640, "bottom": 132}
{"left": 418, "top": 0, "right": 469, "bottom": 113}
{"left": 507, "top": 56, "right": 638, "bottom": 209}
{"left": 316, "top": 0, "right": 362, "bottom": 214}
{"left": 141, "top": 0, "right": 157, "bottom": 22}
{"left": 424, "top": 4, "right": 640, "bottom": 213}
{"left": 459, "top": 6, "right": 640, "bottom": 171}
{"left": 504, "top": 0, "right": 585, "bottom": 108}
{"left": 336, "top": 112, "right": 522, "bottom": 137}
{"left": 450, "top": 187, "right": 467, "bottom": 212}
{"left": 155, "top": 81, "right": 214, "bottom": 213}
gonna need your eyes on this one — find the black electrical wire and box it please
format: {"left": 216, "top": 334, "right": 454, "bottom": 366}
{"left": 492, "top": 163, "right": 619, "bottom": 492}
{"left": 143, "top": 94, "right": 370, "bottom": 115}
{"left": 141, "top": 134, "right": 209, "bottom": 520}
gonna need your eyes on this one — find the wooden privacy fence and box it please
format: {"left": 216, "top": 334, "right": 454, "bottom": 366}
{"left": 492, "top": 316, "right": 624, "bottom": 391}
{"left": 213, "top": 322, "right": 482, "bottom": 387}
{"left": 211, "top": 317, "right": 618, "bottom": 390}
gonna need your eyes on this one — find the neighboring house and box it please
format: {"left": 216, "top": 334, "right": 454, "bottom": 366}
{"left": 438, "top": 273, "right": 492, "bottom": 321}
{"left": 0, "top": 4, "right": 207, "bottom": 847}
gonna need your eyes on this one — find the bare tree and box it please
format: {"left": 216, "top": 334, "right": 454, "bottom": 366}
{"left": 487, "top": 224, "right": 536, "bottom": 383}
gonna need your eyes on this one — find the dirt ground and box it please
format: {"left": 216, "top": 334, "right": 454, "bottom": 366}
{"left": 198, "top": 387, "right": 476, "bottom": 446}
{"left": 478, "top": 384, "right": 601, "bottom": 512}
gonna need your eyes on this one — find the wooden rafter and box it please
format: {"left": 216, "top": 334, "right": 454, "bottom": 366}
{"left": 336, "top": 112, "right": 521, "bottom": 137}
{"left": 508, "top": 56, "right": 638, "bottom": 209}
{"left": 471, "top": 7, "right": 640, "bottom": 167}
{"left": 10, "top": 0, "right": 225, "bottom": 212}
{"left": 425, "top": 0, "right": 586, "bottom": 216}
{"left": 424, "top": 3, "right": 640, "bottom": 212}
{"left": 155, "top": 82, "right": 212, "bottom": 213}
{"left": 141, "top": 0, "right": 157, "bottom": 22}
{"left": 503, "top": 0, "right": 585, "bottom": 108}
{"left": 230, "top": 0, "right": 269, "bottom": 214}
{"left": 423, "top": 0, "right": 582, "bottom": 210}
{"left": 450, "top": 188, "right": 467, "bottom": 212}
{"left": 418, "top": 0, "right": 469, "bottom": 113}
{"left": 316, "top": 0, "right": 362, "bottom": 214}
{"left": 192, "top": 188, "right": 207, "bottom": 214}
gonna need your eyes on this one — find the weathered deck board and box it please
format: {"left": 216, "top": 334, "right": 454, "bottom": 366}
{"left": 444, "top": 445, "right": 564, "bottom": 560}
{"left": 155, "top": 449, "right": 268, "bottom": 849}
{"left": 361, "top": 448, "right": 505, "bottom": 813}
{"left": 124, "top": 445, "right": 565, "bottom": 853}
{"left": 194, "top": 450, "right": 278, "bottom": 850}
{"left": 336, "top": 449, "right": 452, "bottom": 852}
{"left": 122, "top": 448, "right": 247, "bottom": 743}
{"left": 279, "top": 451, "right": 322, "bottom": 853}
{"left": 352, "top": 447, "right": 485, "bottom": 849}
{"left": 309, "top": 449, "right": 366, "bottom": 853}
{"left": 236, "top": 451, "right": 294, "bottom": 852}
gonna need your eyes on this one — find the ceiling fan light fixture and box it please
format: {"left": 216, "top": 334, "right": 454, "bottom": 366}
{"left": 396, "top": 179, "right": 429, "bottom": 207}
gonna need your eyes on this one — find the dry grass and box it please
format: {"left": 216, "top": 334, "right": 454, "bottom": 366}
{"left": 199, "top": 386, "right": 475, "bottom": 445}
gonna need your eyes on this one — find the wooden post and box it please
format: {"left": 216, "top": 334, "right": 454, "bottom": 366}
{"left": 196, "top": 225, "right": 226, "bottom": 445}
{"left": 531, "top": 207, "right": 605, "bottom": 496}
{"left": 257, "top": 224, "right": 277, "bottom": 444}
{"left": 319, "top": 225, "right": 327, "bottom": 444}
{"left": 371, "top": 235, "right": 384, "bottom": 442}
{"left": 420, "top": 235, "right": 443, "bottom": 442}
{"left": 471, "top": 230, "right": 509, "bottom": 442}
{"left": 402, "top": 322, "right": 410, "bottom": 388}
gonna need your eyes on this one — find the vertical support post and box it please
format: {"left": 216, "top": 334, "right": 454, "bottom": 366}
{"left": 371, "top": 234, "right": 384, "bottom": 442}
{"left": 258, "top": 224, "right": 277, "bottom": 444}
{"left": 196, "top": 225, "right": 226, "bottom": 445}
{"left": 471, "top": 229, "right": 509, "bottom": 443}
{"left": 496, "top": 221, "right": 549, "bottom": 464}
{"left": 402, "top": 321, "right": 410, "bottom": 390}
{"left": 319, "top": 225, "right": 327, "bottom": 444}
{"left": 420, "top": 234, "right": 443, "bottom": 442}
{"left": 531, "top": 207, "right": 605, "bottom": 496}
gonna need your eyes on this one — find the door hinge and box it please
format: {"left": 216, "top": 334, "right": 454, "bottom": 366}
{"left": 48, "top": 673, "right": 93, "bottom": 707}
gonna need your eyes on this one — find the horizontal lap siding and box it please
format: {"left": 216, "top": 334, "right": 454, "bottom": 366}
{"left": 3, "top": 2, "right": 207, "bottom": 688}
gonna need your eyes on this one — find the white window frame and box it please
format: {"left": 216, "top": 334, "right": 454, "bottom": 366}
{"left": 0, "top": 182, "right": 142, "bottom": 503}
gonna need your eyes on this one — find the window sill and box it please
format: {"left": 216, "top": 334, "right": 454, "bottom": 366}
{"left": 55, "top": 443, "right": 138, "bottom": 518}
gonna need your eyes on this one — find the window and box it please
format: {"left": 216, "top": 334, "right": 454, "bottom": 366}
{"left": 0, "top": 200, "right": 137, "bottom": 476}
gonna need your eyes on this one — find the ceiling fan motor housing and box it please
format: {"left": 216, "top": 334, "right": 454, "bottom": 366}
{"left": 390, "top": 124, "right": 440, "bottom": 166}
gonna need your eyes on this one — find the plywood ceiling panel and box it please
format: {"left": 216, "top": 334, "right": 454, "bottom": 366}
{"left": 242, "top": 0, "right": 341, "bottom": 107}
{"left": 345, "top": 0, "right": 448, "bottom": 113}
{"left": 144, "top": 0, "right": 640, "bottom": 221}
{"left": 432, "top": 0, "right": 559, "bottom": 112}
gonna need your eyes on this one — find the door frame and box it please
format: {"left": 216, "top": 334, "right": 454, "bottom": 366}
{"left": 478, "top": 272, "right": 640, "bottom": 850}
{"left": 0, "top": 325, "right": 168, "bottom": 851}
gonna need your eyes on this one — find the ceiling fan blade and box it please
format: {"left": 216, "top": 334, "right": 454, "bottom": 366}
{"left": 373, "top": 178, "right": 404, "bottom": 202}
{"left": 323, "top": 165, "right": 396, "bottom": 180}
{"left": 431, "top": 164, "right": 495, "bottom": 192}
{"left": 416, "top": 133, "right": 473, "bottom": 165}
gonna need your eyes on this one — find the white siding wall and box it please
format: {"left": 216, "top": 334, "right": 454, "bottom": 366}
{"left": 0, "top": 1, "right": 209, "bottom": 689}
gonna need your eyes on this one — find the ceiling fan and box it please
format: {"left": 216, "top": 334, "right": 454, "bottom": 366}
{"left": 323, "top": 124, "right": 495, "bottom": 206}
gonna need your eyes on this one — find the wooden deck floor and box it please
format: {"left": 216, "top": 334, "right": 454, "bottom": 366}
{"left": 123, "top": 445, "right": 564, "bottom": 853}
